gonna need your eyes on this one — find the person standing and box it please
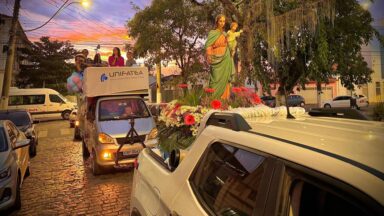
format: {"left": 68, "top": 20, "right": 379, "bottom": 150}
{"left": 93, "top": 53, "right": 107, "bottom": 67}
{"left": 205, "top": 14, "right": 234, "bottom": 100}
{"left": 125, "top": 51, "right": 137, "bottom": 66}
{"left": 82, "top": 49, "right": 93, "bottom": 66}
{"left": 108, "top": 47, "right": 125, "bottom": 67}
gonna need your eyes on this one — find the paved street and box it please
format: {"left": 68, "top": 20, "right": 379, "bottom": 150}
{"left": 7, "top": 120, "right": 133, "bottom": 216}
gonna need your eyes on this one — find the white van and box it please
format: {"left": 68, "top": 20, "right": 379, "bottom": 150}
{"left": 8, "top": 87, "right": 77, "bottom": 120}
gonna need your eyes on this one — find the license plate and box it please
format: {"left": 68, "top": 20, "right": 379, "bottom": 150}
{"left": 122, "top": 150, "right": 140, "bottom": 156}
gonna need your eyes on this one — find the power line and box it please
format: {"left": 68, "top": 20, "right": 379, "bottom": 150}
{"left": 48, "top": 0, "right": 125, "bottom": 41}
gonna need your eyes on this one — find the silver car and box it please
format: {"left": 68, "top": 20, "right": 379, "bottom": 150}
{"left": 0, "top": 120, "right": 30, "bottom": 211}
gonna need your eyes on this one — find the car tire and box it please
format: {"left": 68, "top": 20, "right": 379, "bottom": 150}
{"left": 82, "top": 140, "right": 90, "bottom": 158}
{"left": 300, "top": 102, "right": 305, "bottom": 107}
{"left": 74, "top": 128, "right": 81, "bottom": 141}
{"left": 29, "top": 141, "right": 37, "bottom": 157}
{"left": 91, "top": 151, "right": 104, "bottom": 176}
{"left": 25, "top": 167, "right": 30, "bottom": 178}
{"left": 13, "top": 175, "right": 22, "bottom": 210}
{"left": 61, "top": 110, "right": 71, "bottom": 120}
{"left": 324, "top": 104, "right": 331, "bottom": 108}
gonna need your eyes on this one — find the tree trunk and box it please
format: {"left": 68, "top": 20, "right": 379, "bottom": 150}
{"left": 316, "top": 82, "right": 322, "bottom": 108}
{"left": 284, "top": 88, "right": 295, "bottom": 119}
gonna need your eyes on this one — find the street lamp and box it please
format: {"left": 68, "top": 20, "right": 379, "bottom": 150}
{"left": 25, "top": 0, "right": 90, "bottom": 32}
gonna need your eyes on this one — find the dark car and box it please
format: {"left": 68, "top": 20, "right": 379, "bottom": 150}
{"left": 0, "top": 110, "right": 38, "bottom": 157}
{"left": 287, "top": 95, "right": 305, "bottom": 107}
{"left": 261, "top": 96, "right": 276, "bottom": 107}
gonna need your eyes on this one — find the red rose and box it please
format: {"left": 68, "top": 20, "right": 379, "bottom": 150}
{"left": 184, "top": 114, "right": 195, "bottom": 125}
{"left": 251, "top": 93, "right": 261, "bottom": 104}
{"left": 210, "top": 99, "right": 222, "bottom": 109}
{"left": 204, "top": 88, "right": 215, "bottom": 93}
{"left": 240, "top": 87, "right": 248, "bottom": 92}
{"left": 232, "top": 87, "right": 241, "bottom": 93}
{"left": 178, "top": 84, "right": 188, "bottom": 88}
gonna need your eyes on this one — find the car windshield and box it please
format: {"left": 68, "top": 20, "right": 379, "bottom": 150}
{"left": 0, "top": 129, "right": 7, "bottom": 152}
{"left": 99, "top": 98, "right": 150, "bottom": 121}
{"left": 0, "top": 112, "right": 30, "bottom": 126}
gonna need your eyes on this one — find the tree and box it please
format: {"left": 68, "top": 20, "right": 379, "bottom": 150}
{"left": 128, "top": 0, "right": 214, "bottom": 83}
{"left": 18, "top": 37, "right": 77, "bottom": 91}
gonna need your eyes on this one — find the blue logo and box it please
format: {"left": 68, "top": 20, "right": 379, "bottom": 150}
{"left": 100, "top": 73, "right": 108, "bottom": 82}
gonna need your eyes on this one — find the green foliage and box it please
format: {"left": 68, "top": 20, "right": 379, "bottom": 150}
{"left": 158, "top": 124, "right": 195, "bottom": 152}
{"left": 18, "top": 37, "right": 76, "bottom": 88}
{"left": 179, "top": 88, "right": 204, "bottom": 106}
{"left": 128, "top": 0, "right": 213, "bottom": 83}
{"left": 373, "top": 102, "right": 384, "bottom": 121}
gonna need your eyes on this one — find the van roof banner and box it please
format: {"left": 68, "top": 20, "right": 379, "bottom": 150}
{"left": 83, "top": 67, "right": 149, "bottom": 97}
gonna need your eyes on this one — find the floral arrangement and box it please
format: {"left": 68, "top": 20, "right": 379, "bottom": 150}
{"left": 157, "top": 85, "right": 263, "bottom": 152}
{"left": 157, "top": 84, "right": 306, "bottom": 153}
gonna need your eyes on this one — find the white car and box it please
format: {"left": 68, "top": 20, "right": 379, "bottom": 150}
{"left": 0, "top": 120, "right": 31, "bottom": 211}
{"left": 322, "top": 95, "right": 368, "bottom": 109}
{"left": 130, "top": 111, "right": 384, "bottom": 216}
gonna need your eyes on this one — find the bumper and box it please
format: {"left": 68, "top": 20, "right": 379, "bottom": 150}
{"left": 95, "top": 139, "right": 158, "bottom": 166}
{"left": 0, "top": 175, "right": 17, "bottom": 211}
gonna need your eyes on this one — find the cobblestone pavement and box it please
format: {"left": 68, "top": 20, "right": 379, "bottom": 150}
{"left": 6, "top": 120, "right": 134, "bottom": 216}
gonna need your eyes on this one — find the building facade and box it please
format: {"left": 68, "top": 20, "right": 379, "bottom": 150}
{"left": 0, "top": 14, "right": 30, "bottom": 96}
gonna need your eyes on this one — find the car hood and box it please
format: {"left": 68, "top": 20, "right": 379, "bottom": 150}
{"left": 98, "top": 118, "right": 155, "bottom": 138}
{"left": 0, "top": 151, "right": 11, "bottom": 169}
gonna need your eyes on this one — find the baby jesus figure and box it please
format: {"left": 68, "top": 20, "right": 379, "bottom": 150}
{"left": 227, "top": 21, "right": 243, "bottom": 58}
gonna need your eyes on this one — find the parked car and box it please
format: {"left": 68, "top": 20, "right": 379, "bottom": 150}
{"left": 69, "top": 109, "right": 78, "bottom": 128}
{"left": 260, "top": 96, "right": 276, "bottom": 107}
{"left": 357, "top": 94, "right": 369, "bottom": 106}
{"left": 322, "top": 95, "right": 368, "bottom": 109}
{"left": 8, "top": 87, "right": 77, "bottom": 120}
{"left": 0, "top": 110, "right": 38, "bottom": 157}
{"left": 287, "top": 94, "right": 305, "bottom": 107}
{"left": 130, "top": 111, "right": 384, "bottom": 216}
{"left": 0, "top": 120, "right": 31, "bottom": 211}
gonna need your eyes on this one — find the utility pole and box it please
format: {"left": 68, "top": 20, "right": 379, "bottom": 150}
{"left": 156, "top": 61, "right": 162, "bottom": 103}
{"left": 1, "top": 0, "right": 21, "bottom": 110}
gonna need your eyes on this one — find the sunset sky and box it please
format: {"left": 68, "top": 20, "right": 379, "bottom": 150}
{"left": 1, "top": 0, "right": 151, "bottom": 60}
{"left": 0, "top": 0, "right": 383, "bottom": 61}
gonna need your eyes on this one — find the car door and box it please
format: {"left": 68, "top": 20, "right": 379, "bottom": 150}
{"left": 172, "top": 142, "right": 277, "bottom": 216}
{"left": 331, "top": 96, "right": 344, "bottom": 107}
{"left": 7, "top": 123, "right": 29, "bottom": 177}
{"left": 340, "top": 96, "right": 352, "bottom": 107}
{"left": 48, "top": 94, "right": 65, "bottom": 114}
{"left": 264, "top": 160, "right": 384, "bottom": 216}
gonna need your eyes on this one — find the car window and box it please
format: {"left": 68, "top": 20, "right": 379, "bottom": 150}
{"left": 0, "top": 128, "right": 8, "bottom": 152}
{"left": 281, "top": 167, "right": 382, "bottom": 216}
{"left": 49, "top": 94, "right": 65, "bottom": 103}
{"left": 21, "top": 95, "right": 45, "bottom": 105}
{"left": 9, "top": 96, "right": 23, "bottom": 105}
{"left": 99, "top": 98, "right": 150, "bottom": 121}
{"left": 333, "top": 97, "right": 340, "bottom": 101}
{"left": 0, "top": 112, "right": 31, "bottom": 126}
{"left": 190, "top": 142, "right": 266, "bottom": 215}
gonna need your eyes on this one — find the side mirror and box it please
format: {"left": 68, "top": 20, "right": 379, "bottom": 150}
{"left": 33, "top": 119, "right": 40, "bottom": 124}
{"left": 168, "top": 149, "right": 187, "bottom": 171}
{"left": 13, "top": 139, "right": 31, "bottom": 150}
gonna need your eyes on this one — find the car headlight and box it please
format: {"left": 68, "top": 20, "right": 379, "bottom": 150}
{"left": 0, "top": 167, "right": 11, "bottom": 180}
{"left": 98, "top": 133, "right": 115, "bottom": 144}
{"left": 148, "top": 128, "right": 158, "bottom": 140}
{"left": 75, "top": 120, "right": 80, "bottom": 127}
